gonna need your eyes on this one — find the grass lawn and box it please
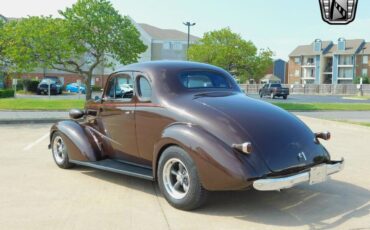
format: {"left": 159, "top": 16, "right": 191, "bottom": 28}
{"left": 273, "top": 103, "right": 370, "bottom": 111}
{"left": 0, "top": 98, "right": 84, "bottom": 110}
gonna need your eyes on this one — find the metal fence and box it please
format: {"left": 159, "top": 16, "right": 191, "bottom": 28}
{"left": 239, "top": 84, "right": 370, "bottom": 96}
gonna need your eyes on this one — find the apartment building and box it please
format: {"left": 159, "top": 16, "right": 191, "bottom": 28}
{"left": 288, "top": 38, "right": 367, "bottom": 84}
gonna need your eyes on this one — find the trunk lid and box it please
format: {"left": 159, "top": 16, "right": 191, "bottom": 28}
{"left": 194, "top": 92, "right": 328, "bottom": 172}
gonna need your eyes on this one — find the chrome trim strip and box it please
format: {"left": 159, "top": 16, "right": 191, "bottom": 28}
{"left": 253, "top": 160, "right": 344, "bottom": 191}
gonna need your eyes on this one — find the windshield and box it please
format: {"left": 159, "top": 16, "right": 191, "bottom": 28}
{"left": 41, "top": 79, "right": 56, "bottom": 84}
{"left": 179, "top": 71, "right": 231, "bottom": 89}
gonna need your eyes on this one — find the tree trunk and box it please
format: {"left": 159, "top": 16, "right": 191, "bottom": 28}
{"left": 85, "top": 72, "right": 93, "bottom": 100}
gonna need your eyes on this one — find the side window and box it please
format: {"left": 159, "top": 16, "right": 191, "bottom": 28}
{"left": 137, "top": 76, "right": 152, "bottom": 101}
{"left": 105, "top": 73, "right": 134, "bottom": 101}
{"left": 116, "top": 74, "right": 134, "bottom": 101}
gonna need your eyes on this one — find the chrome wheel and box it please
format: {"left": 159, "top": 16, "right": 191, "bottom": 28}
{"left": 163, "top": 158, "right": 190, "bottom": 200}
{"left": 52, "top": 136, "right": 65, "bottom": 164}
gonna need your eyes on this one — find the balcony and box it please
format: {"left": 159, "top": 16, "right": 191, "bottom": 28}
{"left": 301, "top": 62, "right": 316, "bottom": 68}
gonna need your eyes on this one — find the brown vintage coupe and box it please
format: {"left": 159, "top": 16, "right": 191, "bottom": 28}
{"left": 49, "top": 61, "right": 344, "bottom": 210}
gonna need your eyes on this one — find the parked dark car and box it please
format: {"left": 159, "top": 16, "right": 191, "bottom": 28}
{"left": 37, "top": 77, "right": 63, "bottom": 95}
{"left": 259, "top": 83, "right": 289, "bottom": 99}
{"left": 49, "top": 61, "right": 343, "bottom": 210}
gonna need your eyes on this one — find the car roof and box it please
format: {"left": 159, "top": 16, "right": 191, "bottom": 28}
{"left": 116, "top": 61, "right": 227, "bottom": 75}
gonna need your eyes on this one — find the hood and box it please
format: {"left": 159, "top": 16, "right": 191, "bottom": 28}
{"left": 192, "top": 92, "right": 329, "bottom": 172}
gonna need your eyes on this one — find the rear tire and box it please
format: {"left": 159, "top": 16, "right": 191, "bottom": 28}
{"left": 259, "top": 92, "right": 263, "bottom": 98}
{"left": 283, "top": 95, "right": 287, "bottom": 100}
{"left": 158, "top": 146, "right": 208, "bottom": 210}
{"left": 51, "top": 131, "right": 74, "bottom": 169}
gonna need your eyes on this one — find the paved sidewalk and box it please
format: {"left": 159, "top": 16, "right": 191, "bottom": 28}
{"left": 294, "top": 111, "right": 370, "bottom": 123}
{"left": 0, "top": 111, "right": 68, "bottom": 123}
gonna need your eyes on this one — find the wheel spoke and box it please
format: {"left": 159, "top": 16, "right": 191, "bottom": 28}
{"left": 170, "top": 169, "right": 178, "bottom": 176}
{"left": 178, "top": 163, "right": 184, "bottom": 173}
{"left": 183, "top": 183, "right": 189, "bottom": 193}
{"left": 174, "top": 181, "right": 181, "bottom": 190}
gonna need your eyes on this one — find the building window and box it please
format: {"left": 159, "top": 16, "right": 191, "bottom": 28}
{"left": 339, "top": 55, "right": 353, "bottom": 65}
{"left": 363, "top": 55, "right": 368, "bottom": 64}
{"left": 172, "top": 42, "right": 183, "bottom": 50}
{"left": 294, "top": 69, "right": 300, "bottom": 77}
{"left": 362, "top": 68, "right": 368, "bottom": 76}
{"left": 163, "top": 42, "right": 171, "bottom": 50}
{"left": 294, "top": 57, "right": 300, "bottom": 64}
{"left": 338, "top": 68, "right": 353, "bottom": 79}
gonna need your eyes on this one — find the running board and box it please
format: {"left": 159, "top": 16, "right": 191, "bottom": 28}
{"left": 70, "top": 159, "right": 154, "bottom": 181}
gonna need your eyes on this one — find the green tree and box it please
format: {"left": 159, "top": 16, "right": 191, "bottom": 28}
{"left": 354, "top": 76, "right": 369, "bottom": 84}
{"left": 188, "top": 28, "right": 273, "bottom": 83}
{"left": 1, "top": 0, "right": 147, "bottom": 99}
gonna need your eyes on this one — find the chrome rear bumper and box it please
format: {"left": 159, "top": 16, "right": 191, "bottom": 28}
{"left": 253, "top": 159, "right": 344, "bottom": 191}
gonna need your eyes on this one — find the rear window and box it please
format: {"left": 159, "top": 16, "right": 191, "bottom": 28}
{"left": 179, "top": 71, "right": 231, "bottom": 89}
{"left": 271, "top": 84, "right": 282, "bottom": 88}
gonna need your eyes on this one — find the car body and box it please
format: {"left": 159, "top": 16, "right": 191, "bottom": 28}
{"left": 49, "top": 61, "right": 343, "bottom": 210}
{"left": 259, "top": 83, "right": 289, "bottom": 99}
{"left": 66, "top": 83, "right": 86, "bottom": 94}
{"left": 37, "top": 77, "right": 63, "bottom": 95}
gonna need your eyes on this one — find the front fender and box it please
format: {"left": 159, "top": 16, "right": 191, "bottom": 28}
{"left": 50, "top": 120, "right": 101, "bottom": 162}
{"left": 153, "top": 123, "right": 253, "bottom": 191}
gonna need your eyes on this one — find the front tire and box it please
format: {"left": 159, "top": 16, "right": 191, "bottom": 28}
{"left": 283, "top": 95, "right": 287, "bottom": 100}
{"left": 158, "top": 146, "right": 208, "bottom": 210}
{"left": 51, "top": 132, "right": 74, "bottom": 169}
{"left": 270, "top": 92, "right": 275, "bottom": 99}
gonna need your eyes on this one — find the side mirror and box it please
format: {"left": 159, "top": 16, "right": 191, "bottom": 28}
{"left": 69, "top": 109, "right": 85, "bottom": 119}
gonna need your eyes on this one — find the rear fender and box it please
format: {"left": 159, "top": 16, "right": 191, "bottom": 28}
{"left": 153, "top": 123, "right": 253, "bottom": 191}
{"left": 50, "top": 120, "right": 102, "bottom": 162}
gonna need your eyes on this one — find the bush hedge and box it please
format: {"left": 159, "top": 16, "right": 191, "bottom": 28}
{"left": 355, "top": 76, "right": 369, "bottom": 84}
{"left": 0, "top": 89, "right": 15, "bottom": 98}
{"left": 92, "top": 85, "right": 102, "bottom": 91}
{"left": 23, "top": 79, "right": 40, "bottom": 93}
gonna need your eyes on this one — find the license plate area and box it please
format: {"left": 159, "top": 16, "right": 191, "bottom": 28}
{"left": 309, "top": 164, "right": 328, "bottom": 185}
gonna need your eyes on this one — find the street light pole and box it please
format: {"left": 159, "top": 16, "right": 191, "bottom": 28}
{"left": 183, "top": 22, "right": 196, "bottom": 60}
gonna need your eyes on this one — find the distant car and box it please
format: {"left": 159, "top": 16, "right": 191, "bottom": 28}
{"left": 49, "top": 61, "right": 343, "bottom": 211}
{"left": 259, "top": 83, "right": 289, "bottom": 99}
{"left": 37, "top": 78, "right": 63, "bottom": 95}
{"left": 66, "top": 83, "right": 86, "bottom": 94}
{"left": 119, "top": 83, "right": 133, "bottom": 93}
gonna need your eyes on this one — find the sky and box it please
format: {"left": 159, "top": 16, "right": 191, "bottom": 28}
{"left": 1, "top": 0, "right": 370, "bottom": 60}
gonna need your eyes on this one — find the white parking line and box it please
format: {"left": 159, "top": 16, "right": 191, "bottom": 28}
{"left": 23, "top": 133, "right": 49, "bottom": 151}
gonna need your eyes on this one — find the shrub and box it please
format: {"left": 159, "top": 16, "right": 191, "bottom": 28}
{"left": 16, "top": 79, "right": 24, "bottom": 91}
{"left": 354, "top": 76, "right": 369, "bottom": 84}
{"left": 23, "top": 79, "right": 40, "bottom": 93}
{"left": 0, "top": 89, "right": 15, "bottom": 98}
{"left": 92, "top": 85, "right": 102, "bottom": 92}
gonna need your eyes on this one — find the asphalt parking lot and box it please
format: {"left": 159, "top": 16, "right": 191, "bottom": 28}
{"left": 0, "top": 117, "right": 369, "bottom": 230}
